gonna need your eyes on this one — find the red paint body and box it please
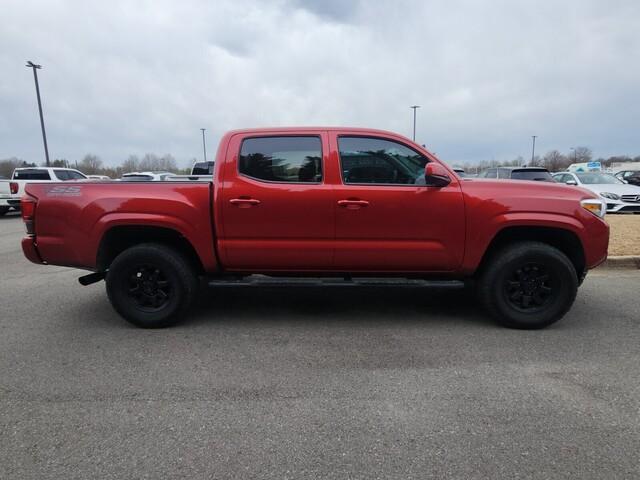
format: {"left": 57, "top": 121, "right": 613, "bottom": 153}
{"left": 21, "top": 127, "right": 609, "bottom": 277}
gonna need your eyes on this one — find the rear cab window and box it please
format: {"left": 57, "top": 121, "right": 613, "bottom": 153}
{"left": 511, "top": 169, "right": 554, "bottom": 182}
{"left": 239, "top": 136, "right": 322, "bottom": 183}
{"left": 13, "top": 169, "right": 51, "bottom": 180}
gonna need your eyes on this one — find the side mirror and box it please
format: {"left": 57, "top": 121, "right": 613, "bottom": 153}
{"left": 565, "top": 179, "right": 577, "bottom": 186}
{"left": 424, "top": 163, "right": 452, "bottom": 187}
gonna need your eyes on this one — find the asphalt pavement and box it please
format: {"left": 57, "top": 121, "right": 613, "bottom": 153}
{"left": 1, "top": 212, "right": 639, "bottom": 479}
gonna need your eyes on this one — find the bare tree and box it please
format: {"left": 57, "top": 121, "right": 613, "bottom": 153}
{"left": 0, "top": 157, "right": 27, "bottom": 178}
{"left": 138, "top": 153, "right": 178, "bottom": 172}
{"left": 51, "top": 159, "right": 69, "bottom": 168}
{"left": 78, "top": 154, "right": 103, "bottom": 175}
{"left": 121, "top": 155, "right": 139, "bottom": 173}
{"left": 542, "top": 150, "right": 568, "bottom": 172}
{"left": 569, "top": 146, "right": 592, "bottom": 164}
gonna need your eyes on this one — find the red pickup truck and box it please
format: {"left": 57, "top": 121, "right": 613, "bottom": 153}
{"left": 20, "top": 127, "right": 609, "bottom": 329}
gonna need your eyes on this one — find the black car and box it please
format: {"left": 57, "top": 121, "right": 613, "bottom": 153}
{"left": 478, "top": 167, "right": 555, "bottom": 182}
{"left": 615, "top": 170, "right": 640, "bottom": 186}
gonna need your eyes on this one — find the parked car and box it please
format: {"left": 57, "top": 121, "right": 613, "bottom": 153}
{"left": 478, "top": 167, "right": 555, "bottom": 182}
{"left": 0, "top": 179, "right": 16, "bottom": 215}
{"left": 191, "top": 161, "right": 215, "bottom": 175}
{"left": 6, "top": 167, "right": 88, "bottom": 211}
{"left": 20, "top": 127, "right": 609, "bottom": 330}
{"left": 453, "top": 168, "right": 468, "bottom": 178}
{"left": 615, "top": 170, "right": 640, "bottom": 186}
{"left": 120, "top": 172, "right": 175, "bottom": 181}
{"left": 552, "top": 172, "right": 640, "bottom": 213}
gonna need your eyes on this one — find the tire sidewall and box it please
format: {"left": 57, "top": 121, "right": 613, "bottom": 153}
{"left": 483, "top": 243, "right": 578, "bottom": 329}
{"left": 106, "top": 246, "right": 193, "bottom": 328}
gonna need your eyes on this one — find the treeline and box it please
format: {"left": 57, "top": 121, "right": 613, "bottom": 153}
{"left": 456, "top": 147, "right": 640, "bottom": 173}
{"left": 0, "top": 154, "right": 195, "bottom": 179}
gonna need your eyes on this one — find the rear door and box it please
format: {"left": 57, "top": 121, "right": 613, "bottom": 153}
{"left": 331, "top": 134, "right": 465, "bottom": 272}
{"left": 219, "top": 132, "right": 334, "bottom": 270}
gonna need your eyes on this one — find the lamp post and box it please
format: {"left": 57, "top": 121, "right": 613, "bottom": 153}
{"left": 531, "top": 135, "right": 537, "bottom": 165}
{"left": 410, "top": 105, "right": 420, "bottom": 141}
{"left": 570, "top": 147, "right": 577, "bottom": 163}
{"left": 200, "top": 128, "right": 207, "bottom": 162}
{"left": 26, "top": 61, "right": 50, "bottom": 167}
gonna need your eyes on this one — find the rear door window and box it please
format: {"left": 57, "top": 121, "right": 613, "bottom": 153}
{"left": 239, "top": 136, "right": 322, "bottom": 183}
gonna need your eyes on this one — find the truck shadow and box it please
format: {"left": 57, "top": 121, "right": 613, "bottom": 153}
{"left": 187, "top": 285, "right": 492, "bottom": 328}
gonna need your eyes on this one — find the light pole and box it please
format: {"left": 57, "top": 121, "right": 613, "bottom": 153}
{"left": 26, "top": 61, "right": 50, "bottom": 167}
{"left": 570, "top": 147, "right": 577, "bottom": 163}
{"left": 200, "top": 128, "right": 207, "bottom": 162}
{"left": 531, "top": 135, "right": 537, "bottom": 165}
{"left": 410, "top": 105, "right": 420, "bottom": 141}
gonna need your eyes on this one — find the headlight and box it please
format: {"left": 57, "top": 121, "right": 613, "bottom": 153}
{"left": 581, "top": 199, "right": 606, "bottom": 218}
{"left": 599, "top": 192, "right": 620, "bottom": 200}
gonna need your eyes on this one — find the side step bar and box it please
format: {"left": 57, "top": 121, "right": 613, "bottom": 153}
{"left": 207, "top": 275, "right": 464, "bottom": 289}
{"left": 78, "top": 271, "right": 106, "bottom": 286}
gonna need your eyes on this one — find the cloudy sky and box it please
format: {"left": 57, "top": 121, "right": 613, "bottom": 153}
{"left": 1, "top": 0, "right": 639, "bottom": 167}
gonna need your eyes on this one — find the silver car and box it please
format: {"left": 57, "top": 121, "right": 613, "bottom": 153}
{"left": 552, "top": 172, "right": 640, "bottom": 213}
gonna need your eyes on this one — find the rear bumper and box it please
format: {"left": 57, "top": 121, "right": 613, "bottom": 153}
{"left": 0, "top": 198, "right": 21, "bottom": 210}
{"left": 21, "top": 237, "right": 45, "bottom": 264}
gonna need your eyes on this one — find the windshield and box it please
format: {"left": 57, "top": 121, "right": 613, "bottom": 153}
{"left": 576, "top": 173, "right": 622, "bottom": 185}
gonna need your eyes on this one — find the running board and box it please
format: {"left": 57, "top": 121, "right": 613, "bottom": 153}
{"left": 207, "top": 275, "right": 464, "bottom": 289}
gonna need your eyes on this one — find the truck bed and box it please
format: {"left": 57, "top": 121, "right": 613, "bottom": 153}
{"left": 24, "top": 181, "right": 218, "bottom": 271}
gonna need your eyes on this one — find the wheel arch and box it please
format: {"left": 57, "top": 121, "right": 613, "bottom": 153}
{"left": 475, "top": 226, "right": 586, "bottom": 281}
{"left": 96, "top": 225, "right": 205, "bottom": 274}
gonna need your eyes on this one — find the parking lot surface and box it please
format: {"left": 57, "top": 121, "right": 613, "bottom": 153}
{"left": 1, "top": 212, "right": 639, "bottom": 479}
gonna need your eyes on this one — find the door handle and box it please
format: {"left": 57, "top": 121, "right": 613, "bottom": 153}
{"left": 230, "top": 198, "right": 261, "bottom": 207}
{"left": 338, "top": 199, "right": 370, "bottom": 209}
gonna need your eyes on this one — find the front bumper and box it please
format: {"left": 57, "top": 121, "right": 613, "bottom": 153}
{"left": 603, "top": 199, "right": 640, "bottom": 213}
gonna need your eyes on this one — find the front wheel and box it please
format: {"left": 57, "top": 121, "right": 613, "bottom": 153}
{"left": 478, "top": 241, "right": 578, "bottom": 329}
{"left": 106, "top": 243, "right": 198, "bottom": 328}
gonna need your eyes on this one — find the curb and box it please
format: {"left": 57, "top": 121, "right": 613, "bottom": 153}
{"left": 597, "top": 256, "right": 640, "bottom": 270}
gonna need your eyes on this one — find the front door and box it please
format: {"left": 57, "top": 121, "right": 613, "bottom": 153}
{"left": 219, "top": 133, "right": 334, "bottom": 271}
{"left": 331, "top": 134, "right": 465, "bottom": 272}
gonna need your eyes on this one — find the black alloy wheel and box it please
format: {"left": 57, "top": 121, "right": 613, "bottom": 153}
{"left": 503, "top": 263, "right": 554, "bottom": 312}
{"left": 127, "top": 264, "right": 172, "bottom": 311}
{"left": 106, "top": 243, "right": 198, "bottom": 328}
{"left": 478, "top": 241, "right": 578, "bottom": 329}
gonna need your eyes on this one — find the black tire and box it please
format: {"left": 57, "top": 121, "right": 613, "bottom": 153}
{"left": 478, "top": 241, "right": 578, "bottom": 329}
{"left": 0, "top": 206, "right": 9, "bottom": 216}
{"left": 106, "top": 243, "right": 198, "bottom": 328}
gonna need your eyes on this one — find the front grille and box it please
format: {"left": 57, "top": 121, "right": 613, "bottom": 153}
{"left": 621, "top": 195, "right": 640, "bottom": 203}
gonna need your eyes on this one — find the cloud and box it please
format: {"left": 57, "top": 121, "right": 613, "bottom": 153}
{"left": 1, "top": 0, "right": 639, "bottom": 167}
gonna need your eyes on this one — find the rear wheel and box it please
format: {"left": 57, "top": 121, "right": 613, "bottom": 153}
{"left": 0, "top": 206, "right": 9, "bottom": 216}
{"left": 478, "top": 241, "right": 578, "bottom": 329}
{"left": 106, "top": 243, "right": 198, "bottom": 328}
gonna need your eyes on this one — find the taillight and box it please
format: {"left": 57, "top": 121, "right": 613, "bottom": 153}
{"left": 10, "top": 182, "right": 18, "bottom": 194}
{"left": 21, "top": 195, "right": 37, "bottom": 236}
